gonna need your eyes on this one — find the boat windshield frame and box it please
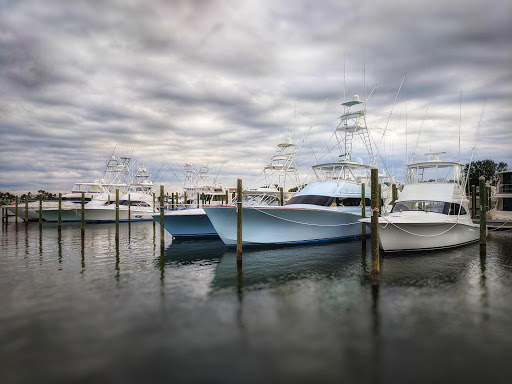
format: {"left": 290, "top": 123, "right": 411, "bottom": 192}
{"left": 405, "top": 161, "right": 464, "bottom": 185}
{"left": 391, "top": 200, "right": 467, "bottom": 215}
{"left": 312, "top": 161, "right": 370, "bottom": 183}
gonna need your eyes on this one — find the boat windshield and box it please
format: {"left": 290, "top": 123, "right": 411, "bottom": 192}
{"left": 392, "top": 200, "right": 467, "bottom": 215}
{"left": 285, "top": 195, "right": 334, "bottom": 206}
{"left": 406, "top": 163, "right": 462, "bottom": 184}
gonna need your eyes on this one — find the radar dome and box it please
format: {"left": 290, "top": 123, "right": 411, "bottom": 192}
{"left": 353, "top": 95, "right": 360, "bottom": 102}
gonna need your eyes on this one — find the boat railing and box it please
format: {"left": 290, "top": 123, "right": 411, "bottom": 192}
{"left": 496, "top": 184, "right": 512, "bottom": 194}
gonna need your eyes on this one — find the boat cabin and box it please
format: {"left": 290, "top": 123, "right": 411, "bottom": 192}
{"left": 405, "top": 160, "right": 464, "bottom": 185}
{"left": 493, "top": 169, "right": 512, "bottom": 214}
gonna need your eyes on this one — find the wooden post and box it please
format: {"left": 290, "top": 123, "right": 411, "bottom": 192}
{"left": 153, "top": 192, "right": 156, "bottom": 213}
{"left": 25, "top": 197, "right": 28, "bottom": 223}
{"left": 39, "top": 194, "right": 43, "bottom": 226}
{"left": 280, "top": 187, "right": 284, "bottom": 206}
{"left": 479, "top": 176, "right": 487, "bottom": 246}
{"left": 361, "top": 183, "right": 366, "bottom": 239}
{"left": 471, "top": 185, "right": 476, "bottom": 219}
{"left": 371, "top": 166, "right": 380, "bottom": 281}
{"left": 225, "top": 190, "right": 229, "bottom": 205}
{"left": 236, "top": 178, "right": 243, "bottom": 265}
{"left": 115, "top": 189, "right": 119, "bottom": 240}
{"left": 197, "top": 193, "right": 200, "bottom": 208}
{"left": 128, "top": 193, "right": 131, "bottom": 223}
{"left": 160, "top": 185, "right": 165, "bottom": 250}
{"left": 81, "top": 191, "right": 85, "bottom": 236}
{"left": 171, "top": 193, "right": 175, "bottom": 210}
{"left": 58, "top": 193, "right": 62, "bottom": 228}
{"left": 392, "top": 183, "right": 398, "bottom": 205}
{"left": 184, "top": 191, "right": 187, "bottom": 209}
{"left": 15, "top": 196, "right": 19, "bottom": 226}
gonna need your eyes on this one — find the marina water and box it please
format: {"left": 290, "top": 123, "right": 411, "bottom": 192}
{"left": 1, "top": 221, "right": 511, "bottom": 383}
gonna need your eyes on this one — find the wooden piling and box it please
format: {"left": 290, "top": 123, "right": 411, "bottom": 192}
{"left": 197, "top": 193, "right": 200, "bottom": 208}
{"left": 25, "top": 198, "right": 28, "bottom": 223}
{"left": 392, "top": 183, "right": 398, "bottom": 205}
{"left": 81, "top": 191, "right": 85, "bottom": 236}
{"left": 160, "top": 185, "right": 165, "bottom": 250}
{"left": 471, "top": 185, "right": 476, "bottom": 219}
{"left": 236, "top": 178, "right": 243, "bottom": 264}
{"left": 184, "top": 191, "right": 187, "bottom": 209}
{"left": 479, "top": 176, "right": 487, "bottom": 246}
{"left": 128, "top": 193, "right": 131, "bottom": 223}
{"left": 115, "top": 189, "right": 119, "bottom": 240}
{"left": 153, "top": 192, "right": 156, "bottom": 213}
{"left": 171, "top": 193, "right": 175, "bottom": 210}
{"left": 225, "top": 190, "right": 229, "bottom": 205}
{"left": 280, "top": 187, "right": 284, "bottom": 206}
{"left": 371, "top": 166, "right": 380, "bottom": 281}
{"left": 361, "top": 183, "right": 366, "bottom": 239}
{"left": 39, "top": 195, "right": 43, "bottom": 226}
{"left": 58, "top": 193, "right": 62, "bottom": 228}
{"left": 15, "top": 196, "right": 19, "bottom": 226}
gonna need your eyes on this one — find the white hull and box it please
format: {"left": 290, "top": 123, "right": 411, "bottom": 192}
{"left": 79, "top": 206, "right": 155, "bottom": 222}
{"left": 154, "top": 208, "right": 218, "bottom": 238}
{"left": 363, "top": 213, "right": 480, "bottom": 252}
{"left": 204, "top": 205, "right": 370, "bottom": 246}
{"left": 41, "top": 209, "right": 81, "bottom": 222}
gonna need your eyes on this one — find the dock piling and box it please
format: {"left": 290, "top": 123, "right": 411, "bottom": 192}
{"left": 236, "top": 178, "right": 243, "bottom": 265}
{"left": 25, "top": 198, "right": 28, "bottom": 224}
{"left": 371, "top": 166, "right": 380, "bottom": 282}
{"left": 15, "top": 196, "right": 19, "bottom": 228}
{"left": 392, "top": 183, "right": 398, "bottom": 205}
{"left": 115, "top": 189, "right": 119, "bottom": 241}
{"left": 280, "top": 187, "right": 284, "bottom": 206}
{"left": 39, "top": 195, "right": 43, "bottom": 226}
{"left": 361, "top": 183, "right": 366, "bottom": 239}
{"left": 479, "top": 176, "right": 487, "bottom": 246}
{"left": 58, "top": 193, "right": 62, "bottom": 228}
{"left": 160, "top": 185, "right": 165, "bottom": 251}
{"left": 81, "top": 192, "right": 85, "bottom": 236}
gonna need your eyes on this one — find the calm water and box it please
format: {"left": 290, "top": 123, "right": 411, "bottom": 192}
{"left": 1, "top": 221, "right": 511, "bottom": 384}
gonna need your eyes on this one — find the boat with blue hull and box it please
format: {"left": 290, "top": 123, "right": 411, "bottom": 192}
{"left": 154, "top": 208, "right": 218, "bottom": 239}
{"left": 205, "top": 94, "right": 382, "bottom": 247}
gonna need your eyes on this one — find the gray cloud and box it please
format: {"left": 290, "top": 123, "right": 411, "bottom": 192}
{"left": 0, "top": 0, "right": 510, "bottom": 192}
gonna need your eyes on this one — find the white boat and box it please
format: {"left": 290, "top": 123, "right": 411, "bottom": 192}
{"left": 78, "top": 191, "right": 156, "bottom": 223}
{"left": 153, "top": 162, "right": 230, "bottom": 238}
{"left": 155, "top": 133, "right": 303, "bottom": 239}
{"left": 489, "top": 169, "right": 512, "bottom": 225}
{"left": 204, "top": 94, "right": 379, "bottom": 246}
{"left": 361, "top": 153, "right": 480, "bottom": 252}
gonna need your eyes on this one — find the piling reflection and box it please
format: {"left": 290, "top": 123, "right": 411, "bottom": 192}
{"left": 81, "top": 235, "right": 85, "bottom": 274}
{"left": 370, "top": 283, "right": 381, "bottom": 384}
{"left": 58, "top": 228, "right": 62, "bottom": 269}
{"left": 38, "top": 224, "right": 43, "bottom": 265}
{"left": 157, "top": 239, "right": 226, "bottom": 267}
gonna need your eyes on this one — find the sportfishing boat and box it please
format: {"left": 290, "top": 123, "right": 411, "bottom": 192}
{"left": 204, "top": 94, "right": 378, "bottom": 246}
{"left": 37, "top": 154, "right": 133, "bottom": 222}
{"left": 153, "top": 162, "right": 230, "bottom": 238}
{"left": 361, "top": 153, "right": 480, "bottom": 252}
{"left": 78, "top": 165, "right": 156, "bottom": 223}
{"left": 155, "top": 132, "right": 304, "bottom": 239}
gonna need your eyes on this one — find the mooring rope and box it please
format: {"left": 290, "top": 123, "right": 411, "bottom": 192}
{"left": 376, "top": 213, "right": 462, "bottom": 237}
{"left": 251, "top": 206, "right": 361, "bottom": 227}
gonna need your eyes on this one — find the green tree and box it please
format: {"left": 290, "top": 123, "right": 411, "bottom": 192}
{"left": 464, "top": 159, "right": 508, "bottom": 188}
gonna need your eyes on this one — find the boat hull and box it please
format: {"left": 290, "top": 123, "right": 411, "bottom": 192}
{"left": 154, "top": 208, "right": 218, "bottom": 239}
{"left": 369, "top": 220, "right": 480, "bottom": 252}
{"left": 41, "top": 209, "right": 81, "bottom": 222}
{"left": 204, "top": 205, "right": 370, "bottom": 246}
{"left": 79, "top": 207, "right": 155, "bottom": 223}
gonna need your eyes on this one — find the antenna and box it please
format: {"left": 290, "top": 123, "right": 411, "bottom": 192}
{"left": 364, "top": 49, "right": 366, "bottom": 102}
{"left": 343, "top": 55, "right": 346, "bottom": 102}
{"left": 411, "top": 107, "right": 429, "bottom": 163}
{"left": 459, "top": 91, "right": 462, "bottom": 162}
{"left": 462, "top": 98, "right": 487, "bottom": 192}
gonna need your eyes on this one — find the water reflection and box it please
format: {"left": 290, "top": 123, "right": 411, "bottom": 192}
{"left": 39, "top": 224, "right": 43, "bottom": 265}
{"left": 159, "top": 239, "right": 226, "bottom": 267}
{"left": 58, "top": 228, "right": 62, "bottom": 269}
{"left": 210, "top": 240, "right": 366, "bottom": 291}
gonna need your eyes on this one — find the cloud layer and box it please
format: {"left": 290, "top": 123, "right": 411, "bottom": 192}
{"left": 1, "top": 0, "right": 510, "bottom": 191}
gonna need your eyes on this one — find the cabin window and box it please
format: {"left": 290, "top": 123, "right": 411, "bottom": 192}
{"left": 392, "top": 200, "right": 467, "bottom": 215}
{"left": 285, "top": 195, "right": 335, "bottom": 207}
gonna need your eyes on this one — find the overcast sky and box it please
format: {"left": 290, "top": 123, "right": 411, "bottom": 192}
{"left": 1, "top": 0, "right": 510, "bottom": 192}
